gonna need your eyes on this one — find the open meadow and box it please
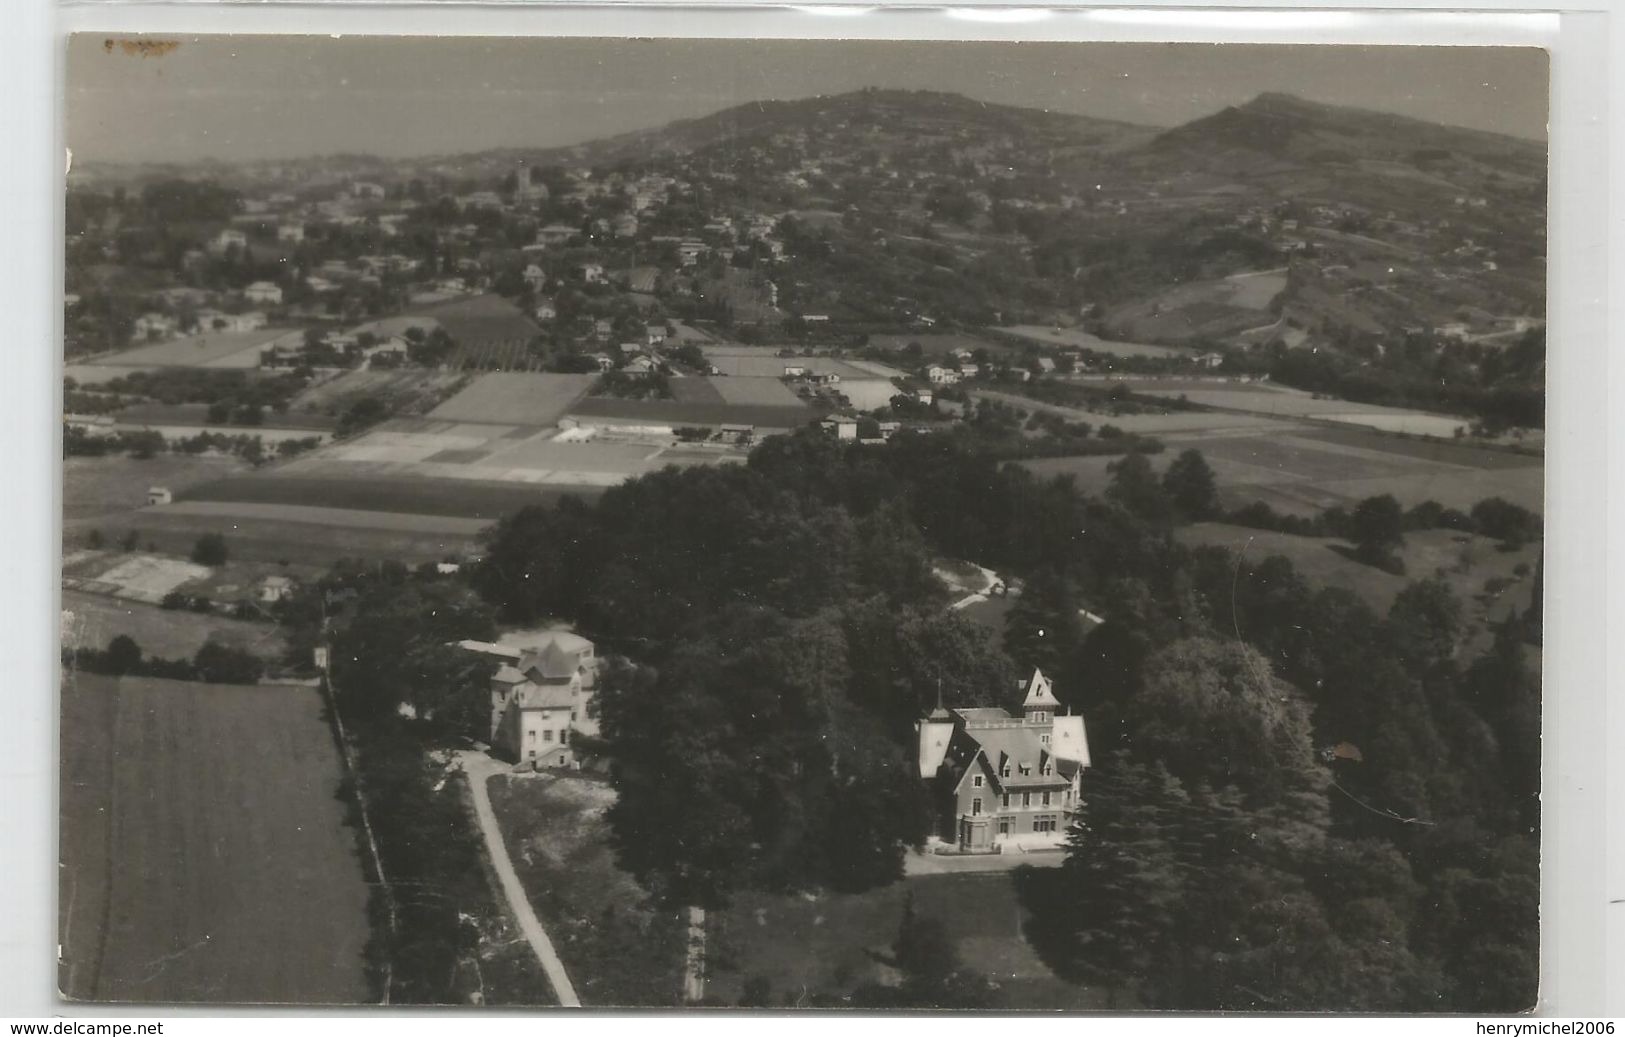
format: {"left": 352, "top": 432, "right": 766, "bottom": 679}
{"left": 701, "top": 346, "right": 876, "bottom": 381}
{"left": 408, "top": 293, "right": 539, "bottom": 352}
{"left": 1020, "top": 419, "right": 1543, "bottom": 518}
{"left": 1174, "top": 522, "right": 1541, "bottom": 642}
{"left": 1135, "top": 382, "right": 1475, "bottom": 437}
{"left": 1104, "top": 268, "right": 1288, "bottom": 343}
{"left": 102, "top": 328, "right": 304, "bottom": 369}
{"left": 179, "top": 472, "right": 601, "bottom": 521}
{"left": 59, "top": 673, "right": 372, "bottom": 1003}
{"left": 997, "top": 325, "right": 1191, "bottom": 359}
{"left": 63, "top": 454, "right": 248, "bottom": 524}
{"left": 427, "top": 373, "right": 596, "bottom": 425}
{"left": 61, "top": 588, "right": 288, "bottom": 660}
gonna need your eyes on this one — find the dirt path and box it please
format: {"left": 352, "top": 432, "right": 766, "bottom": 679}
{"left": 457, "top": 751, "right": 582, "bottom": 1007}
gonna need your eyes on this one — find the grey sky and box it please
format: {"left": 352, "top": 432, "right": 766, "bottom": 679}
{"left": 66, "top": 36, "right": 1548, "bottom": 165}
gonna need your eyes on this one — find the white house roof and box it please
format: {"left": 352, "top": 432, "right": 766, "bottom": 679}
{"left": 1049, "top": 714, "right": 1091, "bottom": 767}
{"left": 917, "top": 718, "right": 955, "bottom": 779}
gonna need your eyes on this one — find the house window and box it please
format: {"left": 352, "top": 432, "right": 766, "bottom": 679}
{"left": 1042, "top": 792, "right": 1052, "bottom": 807}
{"left": 543, "top": 730, "right": 554, "bottom": 743}
{"left": 1002, "top": 794, "right": 1010, "bottom": 809}
{"left": 1032, "top": 711, "right": 1047, "bottom": 723}
{"left": 1020, "top": 764, "right": 1031, "bottom": 776}
{"left": 1040, "top": 734, "right": 1051, "bottom": 745}
{"left": 1022, "top": 792, "right": 1031, "bottom": 808}
{"left": 997, "top": 819, "right": 1010, "bottom": 836}
{"left": 560, "top": 729, "right": 570, "bottom": 745}
{"left": 1000, "top": 765, "right": 1010, "bottom": 778}
{"left": 571, "top": 711, "right": 578, "bottom": 722}
{"left": 972, "top": 774, "right": 983, "bottom": 788}
{"left": 1034, "top": 817, "right": 1057, "bottom": 833}
{"left": 527, "top": 749, "right": 536, "bottom": 759}
{"left": 971, "top": 797, "right": 983, "bottom": 816}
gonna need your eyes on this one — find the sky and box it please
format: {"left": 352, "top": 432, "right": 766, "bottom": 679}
{"left": 65, "top": 36, "right": 1549, "bottom": 165}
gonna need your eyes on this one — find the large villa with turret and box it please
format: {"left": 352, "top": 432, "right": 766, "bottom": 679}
{"left": 917, "top": 669, "right": 1091, "bottom": 853}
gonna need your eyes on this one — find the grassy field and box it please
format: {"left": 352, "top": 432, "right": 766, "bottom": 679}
{"left": 61, "top": 589, "right": 288, "bottom": 660}
{"left": 1020, "top": 422, "right": 1544, "bottom": 518}
{"left": 1104, "top": 269, "right": 1287, "bottom": 343}
{"left": 486, "top": 774, "right": 687, "bottom": 1007}
{"left": 289, "top": 369, "right": 467, "bottom": 418}
{"left": 867, "top": 332, "right": 1016, "bottom": 358}
{"left": 66, "top": 364, "right": 161, "bottom": 385}
{"left": 179, "top": 472, "right": 602, "bottom": 521}
{"left": 408, "top": 293, "right": 539, "bottom": 346}
{"left": 485, "top": 773, "right": 1104, "bottom": 1009}
{"left": 669, "top": 377, "right": 727, "bottom": 404}
{"left": 710, "top": 873, "right": 1109, "bottom": 1009}
{"left": 1174, "top": 522, "right": 1542, "bottom": 636}
{"left": 95, "top": 508, "right": 486, "bottom": 566}
{"left": 998, "top": 325, "right": 1190, "bottom": 359}
{"left": 63, "top": 455, "right": 249, "bottom": 525}
{"left": 154, "top": 500, "right": 490, "bottom": 534}
{"left": 59, "top": 673, "right": 372, "bottom": 1003}
{"left": 710, "top": 377, "right": 805, "bottom": 407}
{"left": 115, "top": 403, "right": 336, "bottom": 431}
{"left": 102, "top": 328, "right": 303, "bottom": 369}
{"left": 1136, "top": 383, "right": 1474, "bottom": 437}
{"left": 428, "top": 373, "right": 596, "bottom": 425}
{"left": 701, "top": 347, "right": 876, "bottom": 380}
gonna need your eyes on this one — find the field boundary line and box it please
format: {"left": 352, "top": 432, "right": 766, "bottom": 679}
{"left": 321, "top": 674, "right": 397, "bottom": 1005}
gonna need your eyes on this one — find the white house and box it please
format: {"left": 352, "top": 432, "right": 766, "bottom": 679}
{"left": 465, "top": 630, "right": 600, "bottom": 767}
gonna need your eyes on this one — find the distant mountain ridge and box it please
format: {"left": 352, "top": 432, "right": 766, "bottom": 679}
{"left": 71, "top": 87, "right": 1546, "bottom": 203}
{"left": 1149, "top": 91, "right": 1544, "bottom": 174}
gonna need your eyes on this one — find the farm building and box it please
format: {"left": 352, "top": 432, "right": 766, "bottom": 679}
{"left": 917, "top": 669, "right": 1091, "bottom": 853}
{"left": 260, "top": 575, "right": 295, "bottom": 603}
{"left": 146, "top": 486, "right": 173, "bottom": 506}
{"left": 464, "top": 630, "right": 600, "bottom": 767}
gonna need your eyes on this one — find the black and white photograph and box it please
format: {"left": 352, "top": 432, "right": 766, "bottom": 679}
{"left": 59, "top": 35, "right": 1548, "bottom": 1011}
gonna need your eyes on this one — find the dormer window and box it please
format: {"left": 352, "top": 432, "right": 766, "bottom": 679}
{"left": 1019, "top": 764, "right": 1031, "bottom": 776}
{"left": 1000, "top": 765, "right": 1011, "bottom": 778}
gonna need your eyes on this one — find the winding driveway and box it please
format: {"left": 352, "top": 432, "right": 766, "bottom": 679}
{"left": 457, "top": 751, "right": 582, "bottom": 1007}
